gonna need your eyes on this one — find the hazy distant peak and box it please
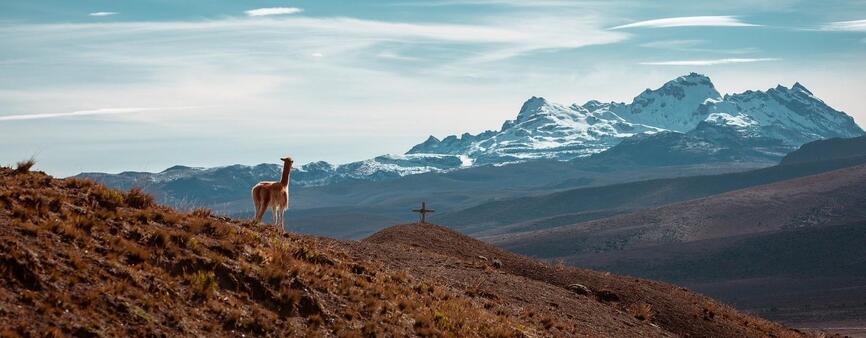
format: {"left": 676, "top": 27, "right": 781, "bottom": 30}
{"left": 792, "top": 82, "right": 812, "bottom": 95}
{"left": 516, "top": 96, "right": 554, "bottom": 120}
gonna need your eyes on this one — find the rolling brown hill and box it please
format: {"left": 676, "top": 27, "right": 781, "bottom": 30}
{"left": 437, "top": 155, "right": 866, "bottom": 236}
{"left": 0, "top": 165, "right": 812, "bottom": 337}
{"left": 487, "top": 163, "right": 866, "bottom": 334}
{"left": 361, "top": 224, "right": 811, "bottom": 338}
{"left": 490, "top": 163, "right": 866, "bottom": 257}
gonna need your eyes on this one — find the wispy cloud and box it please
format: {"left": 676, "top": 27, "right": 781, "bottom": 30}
{"left": 640, "top": 58, "right": 779, "bottom": 66}
{"left": 245, "top": 7, "right": 303, "bottom": 17}
{"left": 610, "top": 16, "right": 759, "bottom": 29}
{"left": 0, "top": 14, "right": 626, "bottom": 133}
{"left": 640, "top": 39, "right": 758, "bottom": 54}
{"left": 0, "top": 107, "right": 196, "bottom": 121}
{"left": 820, "top": 19, "right": 866, "bottom": 32}
{"left": 377, "top": 51, "right": 420, "bottom": 61}
{"left": 1, "top": 16, "right": 625, "bottom": 64}
{"left": 392, "top": 0, "right": 602, "bottom": 7}
{"left": 89, "top": 12, "right": 117, "bottom": 17}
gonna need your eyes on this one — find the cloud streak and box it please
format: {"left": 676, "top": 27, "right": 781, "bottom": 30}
{"left": 820, "top": 19, "right": 866, "bottom": 32}
{"left": 392, "top": 0, "right": 601, "bottom": 7}
{"left": 639, "top": 39, "right": 759, "bottom": 54}
{"left": 0, "top": 107, "right": 197, "bottom": 121}
{"left": 640, "top": 58, "right": 779, "bottom": 66}
{"left": 89, "top": 12, "right": 117, "bottom": 17}
{"left": 610, "top": 16, "right": 759, "bottom": 29}
{"left": 245, "top": 7, "right": 303, "bottom": 17}
{"left": 1, "top": 15, "right": 626, "bottom": 64}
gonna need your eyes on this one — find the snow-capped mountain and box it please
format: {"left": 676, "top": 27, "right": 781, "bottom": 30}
{"left": 79, "top": 73, "right": 863, "bottom": 188}
{"left": 702, "top": 83, "right": 863, "bottom": 146}
{"left": 408, "top": 96, "right": 663, "bottom": 165}
{"left": 410, "top": 73, "right": 863, "bottom": 166}
{"left": 613, "top": 72, "right": 722, "bottom": 131}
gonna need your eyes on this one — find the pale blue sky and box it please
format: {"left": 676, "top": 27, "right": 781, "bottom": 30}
{"left": 2, "top": 0, "right": 866, "bottom": 176}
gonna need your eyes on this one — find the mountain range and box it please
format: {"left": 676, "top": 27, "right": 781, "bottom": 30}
{"left": 80, "top": 73, "right": 863, "bottom": 189}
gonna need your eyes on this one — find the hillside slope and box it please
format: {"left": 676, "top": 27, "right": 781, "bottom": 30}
{"left": 485, "top": 164, "right": 866, "bottom": 333}
{"left": 780, "top": 135, "right": 866, "bottom": 165}
{"left": 439, "top": 154, "right": 866, "bottom": 235}
{"left": 492, "top": 163, "right": 866, "bottom": 257}
{"left": 0, "top": 167, "right": 808, "bottom": 337}
{"left": 362, "top": 223, "right": 805, "bottom": 338}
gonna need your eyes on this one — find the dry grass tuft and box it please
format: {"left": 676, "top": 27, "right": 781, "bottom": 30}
{"left": 187, "top": 271, "right": 219, "bottom": 300}
{"left": 627, "top": 302, "right": 655, "bottom": 322}
{"left": 191, "top": 208, "right": 213, "bottom": 218}
{"left": 89, "top": 185, "right": 124, "bottom": 210}
{"left": 124, "top": 187, "right": 154, "bottom": 209}
{"left": 13, "top": 158, "right": 36, "bottom": 175}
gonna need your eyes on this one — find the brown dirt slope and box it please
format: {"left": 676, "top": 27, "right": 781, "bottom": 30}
{"left": 491, "top": 163, "right": 866, "bottom": 258}
{"left": 363, "top": 223, "right": 808, "bottom": 338}
{"left": 0, "top": 166, "right": 810, "bottom": 337}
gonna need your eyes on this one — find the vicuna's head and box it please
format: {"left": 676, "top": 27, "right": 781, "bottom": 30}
{"left": 280, "top": 156, "right": 294, "bottom": 167}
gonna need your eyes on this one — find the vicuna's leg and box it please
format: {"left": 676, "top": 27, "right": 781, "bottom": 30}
{"left": 252, "top": 188, "right": 261, "bottom": 223}
{"left": 272, "top": 206, "right": 279, "bottom": 227}
{"left": 255, "top": 192, "right": 270, "bottom": 224}
{"left": 279, "top": 206, "right": 286, "bottom": 229}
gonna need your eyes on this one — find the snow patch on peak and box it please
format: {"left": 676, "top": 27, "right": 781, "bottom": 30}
{"left": 673, "top": 72, "right": 713, "bottom": 85}
{"left": 516, "top": 96, "right": 566, "bottom": 121}
{"left": 704, "top": 112, "right": 758, "bottom": 128}
{"left": 613, "top": 73, "right": 722, "bottom": 132}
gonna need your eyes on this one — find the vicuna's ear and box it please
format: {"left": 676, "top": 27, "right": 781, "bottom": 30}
{"left": 281, "top": 157, "right": 293, "bottom": 162}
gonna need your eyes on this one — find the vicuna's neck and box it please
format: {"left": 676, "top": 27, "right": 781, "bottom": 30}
{"left": 280, "top": 163, "right": 292, "bottom": 187}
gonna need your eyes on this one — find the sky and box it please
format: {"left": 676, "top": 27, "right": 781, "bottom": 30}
{"left": 1, "top": 0, "right": 866, "bottom": 177}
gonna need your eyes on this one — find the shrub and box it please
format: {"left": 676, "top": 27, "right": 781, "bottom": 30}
{"left": 13, "top": 158, "right": 36, "bottom": 175}
{"left": 124, "top": 187, "right": 154, "bottom": 209}
{"left": 627, "top": 303, "right": 655, "bottom": 322}
{"left": 261, "top": 242, "right": 297, "bottom": 284}
{"left": 55, "top": 221, "right": 85, "bottom": 243}
{"left": 68, "top": 252, "right": 85, "bottom": 269}
{"left": 112, "top": 238, "right": 150, "bottom": 265}
{"left": 188, "top": 271, "right": 219, "bottom": 300}
{"left": 63, "top": 177, "right": 93, "bottom": 189}
{"left": 191, "top": 208, "right": 213, "bottom": 218}
{"left": 90, "top": 185, "right": 124, "bottom": 210}
{"left": 294, "top": 246, "right": 335, "bottom": 266}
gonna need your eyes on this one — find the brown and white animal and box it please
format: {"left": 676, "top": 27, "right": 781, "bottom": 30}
{"left": 251, "top": 156, "right": 293, "bottom": 229}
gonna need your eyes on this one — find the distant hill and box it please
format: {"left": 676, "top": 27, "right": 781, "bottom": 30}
{"left": 438, "top": 154, "right": 866, "bottom": 234}
{"left": 82, "top": 153, "right": 768, "bottom": 239}
{"left": 492, "top": 163, "right": 866, "bottom": 257}
{"left": 0, "top": 166, "right": 805, "bottom": 337}
{"left": 486, "top": 164, "right": 866, "bottom": 332}
{"left": 569, "top": 220, "right": 866, "bottom": 328}
{"left": 781, "top": 135, "right": 866, "bottom": 165}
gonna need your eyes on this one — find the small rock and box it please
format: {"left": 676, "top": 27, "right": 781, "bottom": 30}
{"left": 567, "top": 283, "right": 592, "bottom": 296}
{"left": 492, "top": 259, "right": 503, "bottom": 269}
{"left": 477, "top": 255, "right": 488, "bottom": 261}
{"left": 595, "top": 290, "right": 620, "bottom": 303}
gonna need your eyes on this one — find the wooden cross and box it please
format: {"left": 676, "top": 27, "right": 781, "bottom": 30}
{"left": 412, "top": 201, "right": 435, "bottom": 224}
